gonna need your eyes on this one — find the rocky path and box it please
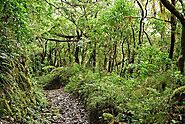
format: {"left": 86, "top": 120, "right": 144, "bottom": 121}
{"left": 0, "top": 88, "right": 89, "bottom": 124}
{"left": 44, "top": 88, "right": 89, "bottom": 124}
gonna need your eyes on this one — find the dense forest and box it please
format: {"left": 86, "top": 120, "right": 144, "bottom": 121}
{"left": 0, "top": 0, "right": 185, "bottom": 123}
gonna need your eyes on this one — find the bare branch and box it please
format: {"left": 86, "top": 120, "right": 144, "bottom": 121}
{"left": 135, "top": 0, "right": 144, "bottom": 17}
{"left": 144, "top": 0, "right": 149, "bottom": 18}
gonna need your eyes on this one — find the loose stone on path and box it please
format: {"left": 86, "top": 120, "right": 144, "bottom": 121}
{"left": 44, "top": 88, "right": 89, "bottom": 124}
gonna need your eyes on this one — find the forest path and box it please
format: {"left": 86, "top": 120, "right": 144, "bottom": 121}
{"left": 44, "top": 88, "right": 89, "bottom": 124}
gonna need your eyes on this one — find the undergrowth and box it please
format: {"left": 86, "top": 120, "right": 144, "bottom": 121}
{"left": 0, "top": 50, "right": 48, "bottom": 123}
{"left": 42, "top": 65, "right": 185, "bottom": 123}
{"left": 65, "top": 70, "right": 170, "bottom": 123}
{"left": 41, "top": 64, "right": 83, "bottom": 89}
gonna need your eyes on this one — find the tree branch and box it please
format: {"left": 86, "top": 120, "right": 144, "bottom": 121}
{"left": 144, "top": 0, "right": 149, "bottom": 18}
{"left": 160, "top": 0, "right": 185, "bottom": 26}
{"left": 44, "top": 0, "right": 60, "bottom": 9}
{"left": 144, "top": 30, "right": 152, "bottom": 46}
{"left": 61, "top": 0, "right": 83, "bottom": 7}
{"left": 44, "top": 0, "right": 77, "bottom": 26}
{"left": 148, "top": 16, "right": 171, "bottom": 23}
{"left": 55, "top": 33, "right": 81, "bottom": 38}
{"left": 136, "top": 0, "right": 144, "bottom": 45}
{"left": 42, "top": 37, "right": 79, "bottom": 42}
{"left": 123, "top": 16, "right": 171, "bottom": 23}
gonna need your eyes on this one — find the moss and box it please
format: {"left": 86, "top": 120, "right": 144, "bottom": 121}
{"left": 172, "top": 86, "right": 185, "bottom": 96}
{"left": 103, "top": 113, "right": 114, "bottom": 124}
{"left": 3, "top": 95, "right": 12, "bottom": 115}
{"left": 0, "top": 55, "right": 47, "bottom": 123}
{"left": 171, "top": 85, "right": 185, "bottom": 101}
{"left": 43, "top": 65, "right": 82, "bottom": 90}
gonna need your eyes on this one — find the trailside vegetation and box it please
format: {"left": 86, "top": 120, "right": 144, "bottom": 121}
{"left": 1, "top": 0, "right": 185, "bottom": 123}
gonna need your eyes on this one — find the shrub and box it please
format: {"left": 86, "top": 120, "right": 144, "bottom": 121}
{"left": 0, "top": 53, "right": 47, "bottom": 123}
{"left": 42, "top": 64, "right": 83, "bottom": 90}
{"left": 65, "top": 70, "right": 132, "bottom": 123}
{"left": 64, "top": 66, "right": 183, "bottom": 123}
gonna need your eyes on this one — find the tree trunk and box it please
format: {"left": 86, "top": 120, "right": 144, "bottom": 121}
{"left": 160, "top": 0, "right": 185, "bottom": 74}
{"left": 75, "top": 45, "right": 79, "bottom": 64}
{"left": 75, "top": 30, "right": 81, "bottom": 64}
{"left": 111, "top": 43, "right": 117, "bottom": 71}
{"left": 48, "top": 48, "right": 54, "bottom": 65}
{"left": 40, "top": 40, "right": 48, "bottom": 64}
{"left": 159, "top": 1, "right": 166, "bottom": 40}
{"left": 92, "top": 43, "right": 96, "bottom": 71}
{"left": 177, "top": 26, "right": 185, "bottom": 74}
{"left": 81, "top": 46, "right": 87, "bottom": 65}
{"left": 120, "top": 38, "right": 125, "bottom": 76}
{"left": 136, "top": 0, "right": 144, "bottom": 46}
{"left": 108, "top": 52, "right": 112, "bottom": 72}
{"left": 104, "top": 53, "right": 107, "bottom": 70}
{"left": 108, "top": 59, "right": 112, "bottom": 72}
{"left": 54, "top": 42, "right": 58, "bottom": 66}
{"left": 169, "top": 0, "right": 176, "bottom": 59}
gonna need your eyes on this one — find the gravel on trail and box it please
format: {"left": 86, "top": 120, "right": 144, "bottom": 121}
{"left": 44, "top": 88, "right": 89, "bottom": 124}
{"left": 0, "top": 88, "right": 89, "bottom": 124}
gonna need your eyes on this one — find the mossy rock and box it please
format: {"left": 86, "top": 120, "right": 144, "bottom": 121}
{"left": 170, "top": 86, "right": 185, "bottom": 123}
{"left": 172, "top": 86, "right": 185, "bottom": 97}
{"left": 171, "top": 86, "right": 185, "bottom": 101}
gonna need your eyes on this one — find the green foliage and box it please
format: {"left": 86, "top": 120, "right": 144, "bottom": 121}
{"left": 150, "top": 20, "right": 166, "bottom": 35}
{"left": 42, "top": 64, "right": 83, "bottom": 89}
{"left": 0, "top": 0, "right": 49, "bottom": 122}
{"left": 1, "top": 0, "right": 184, "bottom": 123}
{"left": 100, "top": 0, "right": 136, "bottom": 26}
{"left": 130, "top": 44, "right": 172, "bottom": 79}
{"left": 65, "top": 70, "right": 126, "bottom": 123}
{"left": 63, "top": 65, "right": 184, "bottom": 123}
{"left": 0, "top": 53, "right": 47, "bottom": 123}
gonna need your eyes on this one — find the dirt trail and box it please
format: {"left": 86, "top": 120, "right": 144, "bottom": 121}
{"left": 0, "top": 88, "right": 89, "bottom": 124}
{"left": 44, "top": 88, "right": 89, "bottom": 124}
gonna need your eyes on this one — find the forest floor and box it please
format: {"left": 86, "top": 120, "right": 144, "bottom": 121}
{"left": 44, "top": 88, "right": 89, "bottom": 124}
